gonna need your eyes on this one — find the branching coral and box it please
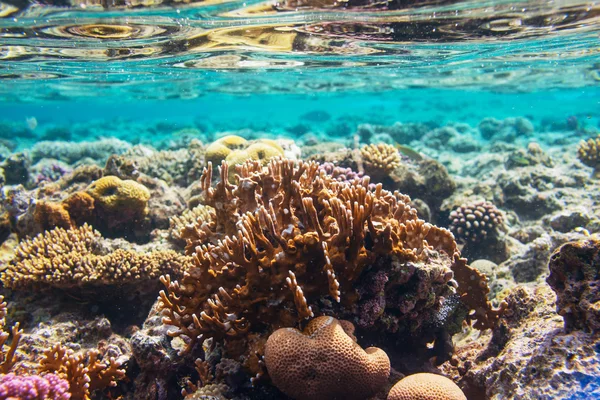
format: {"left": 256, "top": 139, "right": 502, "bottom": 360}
{"left": 0, "top": 373, "right": 71, "bottom": 400}
{"left": 265, "top": 316, "right": 389, "bottom": 400}
{"left": 577, "top": 135, "right": 600, "bottom": 177}
{"left": 0, "top": 296, "right": 22, "bottom": 374}
{"left": 159, "top": 158, "right": 501, "bottom": 360}
{"left": 1, "top": 224, "right": 190, "bottom": 289}
{"left": 169, "top": 205, "right": 216, "bottom": 251}
{"left": 39, "top": 343, "right": 125, "bottom": 400}
{"left": 360, "top": 143, "right": 401, "bottom": 180}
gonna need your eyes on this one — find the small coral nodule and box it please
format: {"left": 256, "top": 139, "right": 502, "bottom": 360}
{"left": 387, "top": 372, "right": 466, "bottom": 400}
{"left": 577, "top": 135, "right": 600, "bottom": 177}
{"left": 264, "top": 316, "right": 390, "bottom": 400}
{"left": 360, "top": 143, "right": 402, "bottom": 179}
{"left": 449, "top": 200, "right": 505, "bottom": 243}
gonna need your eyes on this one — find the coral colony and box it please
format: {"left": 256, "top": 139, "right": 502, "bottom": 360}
{"left": 0, "top": 121, "right": 598, "bottom": 400}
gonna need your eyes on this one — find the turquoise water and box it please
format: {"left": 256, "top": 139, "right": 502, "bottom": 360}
{"left": 1, "top": 1, "right": 600, "bottom": 400}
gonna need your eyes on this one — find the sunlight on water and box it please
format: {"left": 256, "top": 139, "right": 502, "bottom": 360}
{"left": 0, "top": 0, "right": 599, "bottom": 100}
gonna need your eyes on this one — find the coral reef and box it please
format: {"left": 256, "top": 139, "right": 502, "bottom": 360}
{"left": 264, "top": 316, "right": 390, "bottom": 400}
{"left": 546, "top": 239, "right": 600, "bottom": 332}
{"left": 578, "top": 135, "right": 600, "bottom": 177}
{"left": 442, "top": 285, "right": 600, "bottom": 399}
{"left": 30, "top": 139, "right": 132, "bottom": 164}
{"left": 2, "top": 225, "right": 190, "bottom": 290}
{"left": 387, "top": 373, "right": 466, "bottom": 400}
{"left": 478, "top": 117, "right": 534, "bottom": 142}
{"left": 168, "top": 205, "right": 216, "bottom": 249}
{"left": 159, "top": 158, "right": 500, "bottom": 375}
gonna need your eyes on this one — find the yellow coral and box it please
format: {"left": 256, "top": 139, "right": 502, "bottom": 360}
{"left": 169, "top": 205, "right": 216, "bottom": 253}
{"left": 578, "top": 135, "right": 600, "bottom": 177}
{"left": 205, "top": 135, "right": 248, "bottom": 166}
{"left": 245, "top": 141, "right": 284, "bottom": 161}
{"left": 86, "top": 176, "right": 150, "bottom": 211}
{"left": 2, "top": 224, "right": 191, "bottom": 289}
{"left": 360, "top": 143, "right": 402, "bottom": 180}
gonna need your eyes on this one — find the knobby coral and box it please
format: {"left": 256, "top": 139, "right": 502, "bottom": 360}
{"left": 0, "top": 373, "right": 71, "bottom": 400}
{"left": 360, "top": 143, "right": 401, "bottom": 180}
{"left": 577, "top": 135, "right": 600, "bottom": 177}
{"left": 169, "top": 205, "right": 216, "bottom": 250}
{"left": 2, "top": 224, "right": 190, "bottom": 289}
{"left": 387, "top": 373, "right": 466, "bottom": 400}
{"left": 159, "top": 158, "right": 501, "bottom": 361}
{"left": 449, "top": 200, "right": 505, "bottom": 243}
{"left": 264, "top": 316, "right": 390, "bottom": 400}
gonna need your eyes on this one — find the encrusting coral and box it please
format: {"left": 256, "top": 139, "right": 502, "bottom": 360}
{"left": 159, "top": 158, "right": 502, "bottom": 367}
{"left": 264, "top": 316, "right": 390, "bottom": 400}
{"left": 577, "top": 135, "right": 600, "bottom": 177}
{"left": 360, "top": 143, "right": 402, "bottom": 180}
{"left": 546, "top": 239, "right": 600, "bottom": 333}
{"left": 387, "top": 372, "right": 466, "bottom": 400}
{"left": 1, "top": 224, "right": 190, "bottom": 289}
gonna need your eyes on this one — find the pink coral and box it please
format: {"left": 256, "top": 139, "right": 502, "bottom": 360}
{"left": 0, "top": 373, "right": 71, "bottom": 400}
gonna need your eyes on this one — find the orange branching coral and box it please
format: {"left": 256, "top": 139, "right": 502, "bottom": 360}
{"left": 159, "top": 158, "right": 499, "bottom": 359}
{"left": 40, "top": 343, "right": 125, "bottom": 400}
{"left": 0, "top": 295, "right": 22, "bottom": 374}
{"left": 360, "top": 143, "right": 401, "bottom": 179}
{"left": 265, "top": 316, "right": 390, "bottom": 400}
{"left": 2, "top": 224, "right": 191, "bottom": 289}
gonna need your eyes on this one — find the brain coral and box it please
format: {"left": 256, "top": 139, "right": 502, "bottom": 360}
{"left": 159, "top": 158, "right": 501, "bottom": 359}
{"left": 387, "top": 373, "right": 466, "bottom": 400}
{"left": 205, "top": 135, "right": 248, "bottom": 166}
{"left": 264, "top": 316, "right": 390, "bottom": 400}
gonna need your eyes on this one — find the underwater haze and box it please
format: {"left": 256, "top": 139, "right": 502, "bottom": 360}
{"left": 0, "top": 0, "right": 599, "bottom": 399}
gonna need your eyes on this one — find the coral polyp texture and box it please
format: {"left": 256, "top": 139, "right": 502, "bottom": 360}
{"left": 360, "top": 143, "right": 401, "bottom": 180}
{"left": 546, "top": 239, "right": 600, "bottom": 333}
{"left": 449, "top": 200, "right": 505, "bottom": 243}
{"left": 0, "top": 373, "right": 71, "bottom": 400}
{"left": 1, "top": 224, "right": 190, "bottom": 289}
{"left": 205, "top": 135, "right": 285, "bottom": 178}
{"left": 577, "top": 135, "right": 600, "bottom": 177}
{"left": 387, "top": 373, "right": 466, "bottom": 400}
{"left": 264, "top": 316, "right": 390, "bottom": 400}
{"left": 169, "top": 204, "right": 216, "bottom": 250}
{"left": 159, "top": 158, "right": 501, "bottom": 361}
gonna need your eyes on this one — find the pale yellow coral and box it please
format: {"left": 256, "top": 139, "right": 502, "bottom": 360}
{"left": 578, "top": 135, "right": 600, "bottom": 177}
{"left": 360, "top": 143, "right": 402, "bottom": 179}
{"left": 387, "top": 373, "right": 466, "bottom": 400}
{"left": 205, "top": 135, "right": 248, "bottom": 166}
{"left": 169, "top": 205, "right": 216, "bottom": 252}
{"left": 86, "top": 175, "right": 150, "bottom": 212}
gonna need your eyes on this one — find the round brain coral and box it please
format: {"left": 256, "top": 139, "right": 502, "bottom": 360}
{"left": 205, "top": 135, "right": 248, "bottom": 166}
{"left": 449, "top": 200, "right": 504, "bottom": 243}
{"left": 387, "top": 373, "right": 466, "bottom": 400}
{"left": 264, "top": 316, "right": 390, "bottom": 400}
{"left": 86, "top": 175, "right": 150, "bottom": 211}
